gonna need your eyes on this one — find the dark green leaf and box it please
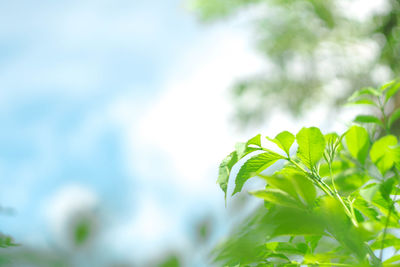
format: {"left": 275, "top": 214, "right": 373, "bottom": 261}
{"left": 388, "top": 108, "right": 400, "bottom": 129}
{"left": 380, "top": 177, "right": 395, "bottom": 201}
{"left": 296, "top": 127, "right": 325, "bottom": 170}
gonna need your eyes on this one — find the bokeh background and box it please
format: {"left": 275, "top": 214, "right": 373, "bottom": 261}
{"left": 0, "top": 0, "right": 398, "bottom": 266}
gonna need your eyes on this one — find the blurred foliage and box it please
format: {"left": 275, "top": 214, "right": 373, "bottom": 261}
{"left": 215, "top": 81, "right": 400, "bottom": 265}
{"left": 191, "top": 0, "right": 400, "bottom": 126}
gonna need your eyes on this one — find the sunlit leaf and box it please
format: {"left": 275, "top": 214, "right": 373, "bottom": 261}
{"left": 266, "top": 131, "right": 295, "bottom": 157}
{"left": 348, "top": 87, "right": 381, "bottom": 102}
{"left": 385, "top": 80, "right": 400, "bottom": 103}
{"left": 370, "top": 135, "right": 398, "bottom": 175}
{"left": 217, "top": 151, "right": 238, "bottom": 199}
{"left": 235, "top": 134, "right": 262, "bottom": 159}
{"left": 296, "top": 127, "right": 325, "bottom": 170}
{"left": 345, "top": 125, "right": 370, "bottom": 164}
{"left": 233, "top": 151, "right": 285, "bottom": 195}
{"left": 347, "top": 98, "right": 377, "bottom": 107}
{"left": 250, "top": 188, "right": 304, "bottom": 209}
{"left": 354, "top": 115, "right": 383, "bottom": 126}
{"left": 380, "top": 80, "right": 396, "bottom": 91}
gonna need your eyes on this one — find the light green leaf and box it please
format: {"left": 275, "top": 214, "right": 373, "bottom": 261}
{"left": 354, "top": 115, "right": 383, "bottom": 126}
{"left": 380, "top": 80, "right": 396, "bottom": 91}
{"left": 348, "top": 87, "right": 381, "bottom": 102}
{"left": 235, "top": 134, "right": 262, "bottom": 158}
{"left": 264, "top": 242, "right": 306, "bottom": 255}
{"left": 296, "top": 127, "right": 325, "bottom": 170}
{"left": 347, "top": 98, "right": 377, "bottom": 107}
{"left": 266, "top": 130, "right": 295, "bottom": 156}
{"left": 360, "top": 183, "right": 379, "bottom": 202}
{"left": 345, "top": 125, "right": 370, "bottom": 164}
{"left": 353, "top": 198, "right": 379, "bottom": 220}
{"left": 370, "top": 135, "right": 398, "bottom": 175}
{"left": 217, "top": 151, "right": 238, "bottom": 200}
{"left": 247, "top": 134, "right": 261, "bottom": 146}
{"left": 385, "top": 80, "right": 400, "bottom": 103}
{"left": 383, "top": 254, "right": 400, "bottom": 264}
{"left": 233, "top": 151, "right": 285, "bottom": 195}
{"left": 250, "top": 188, "right": 304, "bottom": 209}
{"left": 290, "top": 173, "right": 316, "bottom": 206}
{"left": 388, "top": 108, "right": 400, "bottom": 129}
{"left": 260, "top": 170, "right": 316, "bottom": 206}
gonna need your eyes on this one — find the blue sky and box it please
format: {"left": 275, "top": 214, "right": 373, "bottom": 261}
{"left": 0, "top": 0, "right": 266, "bottom": 263}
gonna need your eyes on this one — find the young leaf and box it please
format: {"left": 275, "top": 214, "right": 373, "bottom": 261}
{"left": 388, "top": 108, "right": 400, "bottom": 129}
{"left": 345, "top": 125, "right": 370, "bottom": 164}
{"left": 233, "top": 151, "right": 285, "bottom": 195}
{"left": 348, "top": 87, "right": 381, "bottom": 102}
{"left": 370, "top": 135, "right": 398, "bottom": 175}
{"left": 217, "top": 151, "right": 238, "bottom": 199}
{"left": 266, "top": 131, "right": 295, "bottom": 156}
{"left": 353, "top": 115, "right": 383, "bottom": 126}
{"left": 296, "top": 127, "right": 325, "bottom": 170}
{"left": 380, "top": 79, "right": 396, "bottom": 91}
{"left": 385, "top": 80, "right": 400, "bottom": 103}
{"left": 235, "top": 134, "right": 262, "bottom": 159}
{"left": 250, "top": 188, "right": 304, "bottom": 209}
{"left": 347, "top": 98, "right": 377, "bottom": 107}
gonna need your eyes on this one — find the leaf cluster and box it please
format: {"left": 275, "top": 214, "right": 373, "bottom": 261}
{"left": 215, "top": 80, "right": 400, "bottom": 266}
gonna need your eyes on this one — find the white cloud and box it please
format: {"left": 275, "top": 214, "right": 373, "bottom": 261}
{"left": 43, "top": 184, "right": 98, "bottom": 245}
{"left": 107, "top": 23, "right": 268, "bottom": 256}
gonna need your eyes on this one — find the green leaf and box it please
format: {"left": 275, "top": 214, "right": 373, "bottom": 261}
{"left": 354, "top": 115, "right": 383, "bottom": 126}
{"left": 380, "top": 177, "right": 396, "bottom": 201}
{"left": 259, "top": 170, "right": 316, "bottom": 206}
{"left": 266, "top": 131, "right": 295, "bottom": 156}
{"left": 233, "top": 151, "right": 285, "bottom": 195}
{"left": 353, "top": 198, "right": 379, "bottom": 221}
{"left": 264, "top": 242, "right": 306, "bottom": 255}
{"left": 384, "top": 254, "right": 400, "bottom": 264}
{"left": 250, "top": 188, "right": 304, "bottom": 209}
{"left": 360, "top": 183, "right": 379, "bottom": 202}
{"left": 385, "top": 80, "right": 400, "bottom": 103}
{"left": 217, "top": 151, "right": 238, "bottom": 200}
{"left": 296, "top": 127, "right": 325, "bottom": 170}
{"left": 370, "top": 135, "right": 398, "bottom": 175}
{"left": 235, "top": 134, "right": 262, "bottom": 159}
{"left": 348, "top": 87, "right": 381, "bottom": 102}
{"left": 247, "top": 134, "right": 262, "bottom": 146}
{"left": 380, "top": 79, "right": 396, "bottom": 91}
{"left": 345, "top": 125, "right": 370, "bottom": 164}
{"left": 388, "top": 108, "right": 400, "bottom": 129}
{"left": 347, "top": 98, "right": 377, "bottom": 107}
{"left": 290, "top": 173, "right": 316, "bottom": 206}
